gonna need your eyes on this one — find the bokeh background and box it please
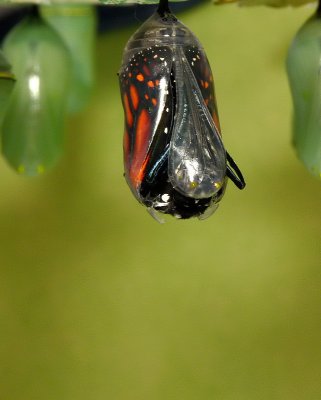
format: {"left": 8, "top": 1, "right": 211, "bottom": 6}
{"left": 0, "top": 2, "right": 320, "bottom": 399}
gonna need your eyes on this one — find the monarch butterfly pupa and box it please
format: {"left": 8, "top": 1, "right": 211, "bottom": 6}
{"left": 0, "top": 50, "right": 15, "bottom": 129}
{"left": 119, "top": 0, "right": 245, "bottom": 221}
{"left": 286, "top": 8, "right": 321, "bottom": 180}
{"left": 2, "top": 7, "right": 71, "bottom": 176}
{"left": 40, "top": 4, "right": 96, "bottom": 114}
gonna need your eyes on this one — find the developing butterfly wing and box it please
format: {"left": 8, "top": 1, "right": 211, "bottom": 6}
{"left": 119, "top": 46, "right": 173, "bottom": 200}
{"left": 168, "top": 46, "right": 227, "bottom": 199}
{"left": 184, "top": 45, "right": 221, "bottom": 131}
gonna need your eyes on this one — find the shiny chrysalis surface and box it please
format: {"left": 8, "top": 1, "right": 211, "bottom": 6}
{"left": 40, "top": 4, "right": 96, "bottom": 113}
{"left": 2, "top": 11, "right": 71, "bottom": 176}
{"left": 119, "top": 7, "right": 245, "bottom": 220}
{"left": 0, "top": 50, "right": 15, "bottom": 128}
{"left": 286, "top": 12, "right": 321, "bottom": 180}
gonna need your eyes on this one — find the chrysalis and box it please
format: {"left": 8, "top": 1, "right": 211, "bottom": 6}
{"left": 40, "top": 4, "right": 96, "bottom": 113}
{"left": 286, "top": 10, "right": 321, "bottom": 180}
{"left": 0, "top": 50, "right": 15, "bottom": 128}
{"left": 119, "top": 0, "right": 245, "bottom": 220}
{"left": 2, "top": 8, "right": 71, "bottom": 176}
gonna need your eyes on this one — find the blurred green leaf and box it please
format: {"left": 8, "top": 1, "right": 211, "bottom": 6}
{"left": 215, "top": 0, "right": 315, "bottom": 7}
{"left": 2, "top": 0, "right": 188, "bottom": 4}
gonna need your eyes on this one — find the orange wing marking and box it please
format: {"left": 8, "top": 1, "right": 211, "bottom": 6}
{"left": 129, "top": 109, "right": 151, "bottom": 187}
{"left": 130, "top": 84, "right": 139, "bottom": 110}
{"left": 123, "top": 94, "right": 133, "bottom": 127}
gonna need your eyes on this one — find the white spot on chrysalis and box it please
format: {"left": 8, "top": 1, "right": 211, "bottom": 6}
{"left": 161, "top": 194, "right": 170, "bottom": 202}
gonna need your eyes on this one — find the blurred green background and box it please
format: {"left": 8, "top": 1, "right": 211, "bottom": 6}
{"left": 0, "top": 3, "right": 320, "bottom": 399}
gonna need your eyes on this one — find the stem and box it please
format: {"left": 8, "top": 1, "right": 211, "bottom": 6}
{"left": 157, "top": 0, "right": 171, "bottom": 16}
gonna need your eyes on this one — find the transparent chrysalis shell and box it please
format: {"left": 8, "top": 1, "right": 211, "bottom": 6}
{"left": 2, "top": 12, "right": 71, "bottom": 176}
{"left": 0, "top": 50, "right": 15, "bottom": 128}
{"left": 286, "top": 12, "right": 321, "bottom": 180}
{"left": 40, "top": 4, "right": 96, "bottom": 113}
{"left": 119, "top": 9, "right": 245, "bottom": 220}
